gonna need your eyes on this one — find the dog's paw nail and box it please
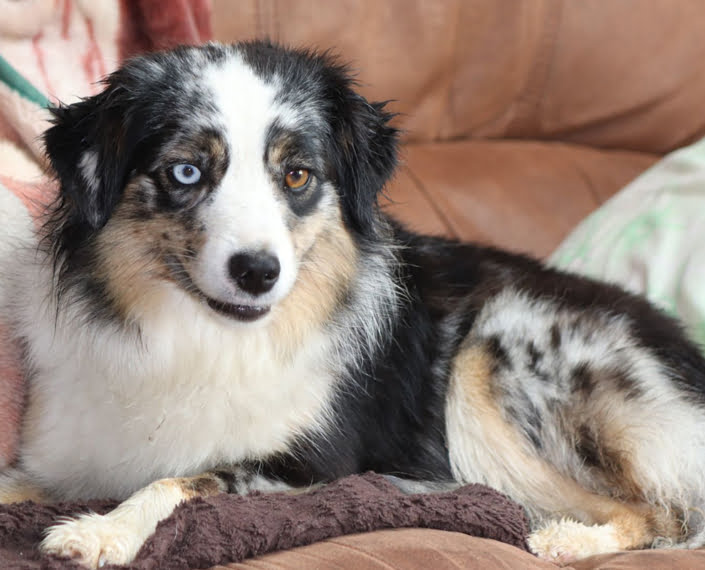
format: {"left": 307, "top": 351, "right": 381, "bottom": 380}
{"left": 549, "top": 546, "right": 576, "bottom": 564}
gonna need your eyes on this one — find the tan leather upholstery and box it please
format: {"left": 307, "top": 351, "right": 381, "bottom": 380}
{"left": 224, "top": 530, "right": 558, "bottom": 570}
{"left": 212, "top": 0, "right": 705, "bottom": 257}
{"left": 391, "top": 141, "right": 655, "bottom": 253}
{"left": 221, "top": 528, "right": 705, "bottom": 569}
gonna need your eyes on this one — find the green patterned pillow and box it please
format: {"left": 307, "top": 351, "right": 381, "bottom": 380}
{"left": 551, "top": 137, "right": 705, "bottom": 351}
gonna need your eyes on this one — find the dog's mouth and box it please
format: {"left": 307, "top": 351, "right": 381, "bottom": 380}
{"left": 205, "top": 297, "right": 271, "bottom": 322}
{"left": 165, "top": 258, "right": 272, "bottom": 323}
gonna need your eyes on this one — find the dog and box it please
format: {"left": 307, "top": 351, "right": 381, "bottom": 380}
{"left": 1, "top": 40, "right": 705, "bottom": 567}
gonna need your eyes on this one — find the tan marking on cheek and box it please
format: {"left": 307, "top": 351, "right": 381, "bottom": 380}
{"left": 95, "top": 228, "right": 162, "bottom": 318}
{"left": 270, "top": 207, "right": 357, "bottom": 357}
{"left": 94, "top": 183, "right": 205, "bottom": 319}
{"left": 290, "top": 205, "right": 330, "bottom": 256}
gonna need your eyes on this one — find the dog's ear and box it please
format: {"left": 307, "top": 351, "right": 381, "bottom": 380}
{"left": 44, "top": 83, "right": 136, "bottom": 230}
{"left": 328, "top": 89, "right": 399, "bottom": 237}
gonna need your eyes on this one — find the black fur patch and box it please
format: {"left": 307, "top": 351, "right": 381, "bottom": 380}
{"left": 527, "top": 341, "right": 542, "bottom": 370}
{"left": 550, "top": 323, "right": 562, "bottom": 350}
{"left": 572, "top": 363, "right": 595, "bottom": 395}
{"left": 487, "top": 335, "right": 512, "bottom": 371}
{"left": 611, "top": 369, "right": 644, "bottom": 400}
{"left": 576, "top": 424, "right": 601, "bottom": 469}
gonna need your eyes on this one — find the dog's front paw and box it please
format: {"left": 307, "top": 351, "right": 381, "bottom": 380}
{"left": 528, "top": 519, "right": 619, "bottom": 565}
{"left": 41, "top": 513, "right": 143, "bottom": 568}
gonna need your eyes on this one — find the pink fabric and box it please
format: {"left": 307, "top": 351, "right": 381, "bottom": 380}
{"left": 0, "top": 176, "right": 56, "bottom": 221}
{"left": 0, "top": 176, "right": 57, "bottom": 467}
{"left": 1, "top": 1, "right": 119, "bottom": 132}
{"left": 0, "top": 0, "right": 212, "bottom": 469}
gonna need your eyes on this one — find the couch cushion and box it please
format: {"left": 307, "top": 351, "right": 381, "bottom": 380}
{"left": 571, "top": 548, "right": 705, "bottom": 570}
{"left": 222, "top": 528, "right": 705, "bottom": 569}
{"left": 221, "top": 530, "right": 556, "bottom": 570}
{"left": 383, "top": 140, "right": 655, "bottom": 257}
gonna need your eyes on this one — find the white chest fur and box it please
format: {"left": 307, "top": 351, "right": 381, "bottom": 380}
{"left": 17, "top": 283, "right": 337, "bottom": 501}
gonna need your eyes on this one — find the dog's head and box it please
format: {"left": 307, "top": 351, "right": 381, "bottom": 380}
{"left": 43, "top": 41, "right": 398, "bottom": 325}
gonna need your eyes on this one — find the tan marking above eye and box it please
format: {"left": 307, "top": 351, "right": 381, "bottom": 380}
{"left": 284, "top": 169, "right": 310, "bottom": 191}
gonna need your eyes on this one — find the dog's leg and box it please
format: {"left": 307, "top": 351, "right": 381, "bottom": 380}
{"left": 40, "top": 467, "right": 293, "bottom": 568}
{"left": 445, "top": 341, "right": 683, "bottom": 564}
{"left": 0, "top": 468, "right": 49, "bottom": 503}
{"left": 526, "top": 489, "right": 680, "bottom": 565}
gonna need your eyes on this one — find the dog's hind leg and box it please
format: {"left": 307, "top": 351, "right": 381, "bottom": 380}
{"left": 526, "top": 490, "right": 681, "bottom": 565}
{"left": 444, "top": 341, "right": 684, "bottom": 564}
{"left": 40, "top": 466, "right": 294, "bottom": 568}
{"left": 385, "top": 473, "right": 679, "bottom": 564}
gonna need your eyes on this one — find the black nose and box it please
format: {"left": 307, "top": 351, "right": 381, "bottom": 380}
{"left": 228, "top": 251, "right": 280, "bottom": 295}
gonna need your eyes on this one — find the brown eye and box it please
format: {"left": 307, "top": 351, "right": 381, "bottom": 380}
{"left": 284, "top": 168, "right": 310, "bottom": 191}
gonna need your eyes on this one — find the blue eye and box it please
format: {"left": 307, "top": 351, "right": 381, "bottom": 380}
{"left": 172, "top": 164, "right": 201, "bottom": 185}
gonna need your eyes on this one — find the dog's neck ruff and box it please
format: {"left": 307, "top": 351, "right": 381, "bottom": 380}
{"left": 15, "top": 238, "right": 399, "bottom": 500}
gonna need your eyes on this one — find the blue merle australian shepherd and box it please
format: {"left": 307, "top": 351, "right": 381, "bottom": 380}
{"left": 1, "top": 41, "right": 705, "bottom": 567}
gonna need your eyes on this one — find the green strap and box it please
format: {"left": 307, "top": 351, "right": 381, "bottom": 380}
{"left": 0, "top": 54, "right": 50, "bottom": 108}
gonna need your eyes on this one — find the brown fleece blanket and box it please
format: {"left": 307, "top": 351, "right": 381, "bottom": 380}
{"left": 0, "top": 472, "right": 528, "bottom": 569}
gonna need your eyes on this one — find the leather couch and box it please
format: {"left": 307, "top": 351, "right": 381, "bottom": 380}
{"left": 210, "top": 1, "right": 705, "bottom": 568}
